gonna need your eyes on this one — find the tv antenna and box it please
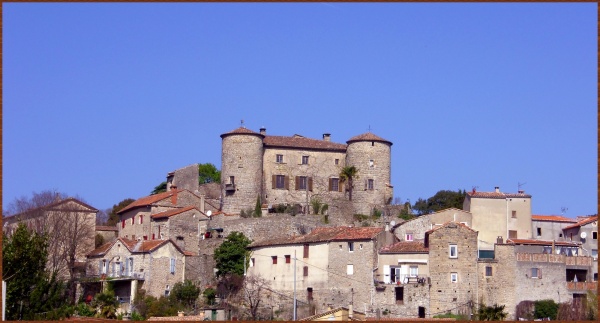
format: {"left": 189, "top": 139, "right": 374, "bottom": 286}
{"left": 560, "top": 207, "right": 568, "bottom": 215}
{"left": 518, "top": 182, "right": 526, "bottom": 190}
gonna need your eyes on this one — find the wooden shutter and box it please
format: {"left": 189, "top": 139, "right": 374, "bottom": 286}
{"left": 272, "top": 175, "right": 276, "bottom": 189}
{"left": 295, "top": 176, "right": 299, "bottom": 190}
{"left": 308, "top": 177, "right": 313, "bottom": 191}
{"left": 284, "top": 176, "right": 289, "bottom": 190}
{"left": 328, "top": 178, "right": 333, "bottom": 191}
{"left": 303, "top": 266, "right": 308, "bottom": 276}
{"left": 339, "top": 181, "right": 343, "bottom": 192}
{"left": 538, "top": 268, "right": 542, "bottom": 279}
{"left": 304, "top": 244, "right": 309, "bottom": 258}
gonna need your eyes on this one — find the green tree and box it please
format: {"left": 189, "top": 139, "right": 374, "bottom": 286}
{"left": 412, "top": 189, "right": 467, "bottom": 215}
{"left": 95, "top": 233, "right": 105, "bottom": 248}
{"left": 3, "top": 222, "right": 69, "bottom": 320}
{"left": 198, "top": 163, "right": 221, "bottom": 184}
{"left": 202, "top": 288, "right": 216, "bottom": 305}
{"left": 339, "top": 166, "right": 359, "bottom": 201}
{"left": 106, "top": 198, "right": 135, "bottom": 226}
{"left": 91, "top": 285, "right": 119, "bottom": 319}
{"left": 214, "top": 232, "right": 252, "bottom": 277}
{"left": 151, "top": 182, "right": 167, "bottom": 195}
{"left": 170, "top": 280, "right": 201, "bottom": 309}
{"left": 254, "top": 195, "right": 262, "bottom": 217}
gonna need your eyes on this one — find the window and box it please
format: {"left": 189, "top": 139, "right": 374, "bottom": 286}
{"left": 275, "top": 175, "right": 286, "bottom": 189}
{"left": 359, "top": 244, "right": 363, "bottom": 250}
{"left": 303, "top": 266, "right": 308, "bottom": 276}
{"left": 122, "top": 219, "right": 125, "bottom": 229}
{"left": 335, "top": 159, "right": 339, "bottom": 165}
{"left": 131, "top": 216, "right": 135, "bottom": 225}
{"left": 307, "top": 287, "right": 313, "bottom": 300}
{"left": 100, "top": 260, "right": 107, "bottom": 274}
{"left": 531, "top": 268, "right": 541, "bottom": 278}
{"left": 367, "top": 179, "right": 374, "bottom": 190}
{"left": 395, "top": 287, "right": 404, "bottom": 304}
{"left": 276, "top": 154, "right": 283, "bottom": 163}
{"left": 251, "top": 258, "right": 255, "bottom": 267}
{"left": 405, "top": 233, "right": 414, "bottom": 241}
{"left": 486, "top": 266, "right": 493, "bottom": 276}
{"left": 347, "top": 264, "right": 354, "bottom": 275}
{"left": 303, "top": 244, "right": 309, "bottom": 258}
{"left": 449, "top": 244, "right": 458, "bottom": 258}
{"left": 143, "top": 235, "right": 147, "bottom": 240}
{"left": 591, "top": 249, "right": 598, "bottom": 259}
{"left": 537, "top": 228, "right": 542, "bottom": 237}
{"left": 272, "top": 256, "right": 278, "bottom": 265}
{"left": 348, "top": 242, "right": 354, "bottom": 252}
{"left": 296, "top": 176, "right": 312, "bottom": 191}
{"left": 285, "top": 255, "right": 291, "bottom": 264}
{"left": 369, "top": 159, "right": 374, "bottom": 168}
{"left": 593, "top": 231, "right": 598, "bottom": 240}
{"left": 302, "top": 156, "right": 309, "bottom": 164}
{"left": 140, "top": 215, "right": 143, "bottom": 224}
{"left": 451, "top": 272, "right": 458, "bottom": 283}
{"left": 165, "top": 285, "right": 170, "bottom": 297}
{"left": 409, "top": 266, "right": 418, "bottom": 277}
{"left": 512, "top": 211, "right": 517, "bottom": 218}
{"left": 129, "top": 258, "right": 134, "bottom": 275}
{"left": 509, "top": 230, "right": 518, "bottom": 239}
{"left": 329, "top": 178, "right": 340, "bottom": 192}
{"left": 170, "top": 258, "right": 176, "bottom": 274}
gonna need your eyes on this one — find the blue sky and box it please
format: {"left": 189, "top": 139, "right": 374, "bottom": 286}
{"left": 3, "top": 3, "right": 597, "bottom": 217}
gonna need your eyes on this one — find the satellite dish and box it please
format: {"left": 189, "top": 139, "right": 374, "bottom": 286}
{"left": 206, "top": 210, "right": 212, "bottom": 217}
{"left": 390, "top": 221, "right": 396, "bottom": 227}
{"left": 580, "top": 232, "right": 587, "bottom": 239}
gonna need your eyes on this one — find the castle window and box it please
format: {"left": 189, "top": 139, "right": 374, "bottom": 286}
{"left": 276, "top": 154, "right": 284, "bottom": 163}
{"left": 449, "top": 244, "right": 458, "bottom": 258}
{"left": 274, "top": 175, "right": 287, "bottom": 189}
{"left": 329, "top": 178, "right": 340, "bottom": 192}
{"left": 450, "top": 272, "right": 458, "bottom": 283}
{"left": 229, "top": 176, "right": 235, "bottom": 185}
{"left": 369, "top": 159, "right": 374, "bottom": 168}
{"left": 335, "top": 159, "right": 339, "bottom": 165}
{"left": 140, "top": 215, "right": 143, "bottom": 224}
{"left": 302, "top": 156, "right": 309, "bottom": 165}
{"left": 367, "top": 179, "right": 374, "bottom": 190}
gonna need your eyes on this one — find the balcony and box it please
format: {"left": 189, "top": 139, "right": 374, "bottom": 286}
{"left": 567, "top": 281, "right": 597, "bottom": 291}
{"left": 82, "top": 272, "right": 145, "bottom": 281}
{"left": 516, "top": 253, "right": 593, "bottom": 266}
{"left": 225, "top": 183, "right": 236, "bottom": 192}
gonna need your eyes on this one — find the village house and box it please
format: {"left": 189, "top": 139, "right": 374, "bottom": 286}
{"left": 83, "top": 237, "right": 188, "bottom": 313}
{"left": 3, "top": 197, "right": 98, "bottom": 280}
{"left": 391, "top": 208, "right": 472, "bottom": 243}
{"left": 247, "top": 226, "right": 394, "bottom": 318}
{"left": 478, "top": 236, "right": 595, "bottom": 320}
{"left": 531, "top": 214, "right": 577, "bottom": 241}
{"left": 562, "top": 215, "right": 598, "bottom": 281}
{"left": 220, "top": 126, "right": 393, "bottom": 215}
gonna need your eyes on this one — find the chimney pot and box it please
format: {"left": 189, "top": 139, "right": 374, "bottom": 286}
{"left": 260, "top": 127, "right": 266, "bottom": 135}
{"left": 323, "top": 133, "right": 331, "bottom": 141}
{"left": 497, "top": 236, "right": 503, "bottom": 244}
{"left": 495, "top": 186, "right": 500, "bottom": 193}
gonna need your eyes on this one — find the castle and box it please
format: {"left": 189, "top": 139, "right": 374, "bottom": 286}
{"left": 220, "top": 126, "right": 394, "bottom": 215}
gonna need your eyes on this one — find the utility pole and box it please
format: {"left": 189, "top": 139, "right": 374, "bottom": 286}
{"left": 244, "top": 255, "right": 247, "bottom": 276}
{"left": 293, "top": 250, "right": 297, "bottom": 321}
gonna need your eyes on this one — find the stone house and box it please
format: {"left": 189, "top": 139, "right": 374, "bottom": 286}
{"left": 247, "top": 226, "right": 394, "bottom": 317}
{"left": 299, "top": 306, "right": 367, "bottom": 321}
{"left": 426, "top": 222, "right": 479, "bottom": 317}
{"left": 3, "top": 197, "right": 98, "bottom": 280}
{"left": 117, "top": 189, "right": 217, "bottom": 247}
{"left": 463, "top": 186, "right": 533, "bottom": 252}
{"left": 531, "top": 215, "right": 577, "bottom": 241}
{"left": 391, "top": 208, "right": 472, "bottom": 243}
{"left": 562, "top": 215, "right": 598, "bottom": 280}
{"left": 220, "top": 126, "right": 393, "bottom": 215}
{"left": 374, "top": 241, "right": 430, "bottom": 319}
{"left": 96, "top": 225, "right": 118, "bottom": 244}
{"left": 478, "top": 238, "right": 596, "bottom": 320}
{"left": 83, "top": 237, "right": 188, "bottom": 313}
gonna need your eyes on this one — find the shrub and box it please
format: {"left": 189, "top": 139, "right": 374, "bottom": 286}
{"left": 372, "top": 208, "right": 382, "bottom": 218}
{"left": 310, "top": 198, "right": 322, "bottom": 215}
{"left": 534, "top": 299, "right": 558, "bottom": 320}
{"left": 203, "top": 288, "right": 216, "bottom": 305}
{"left": 321, "top": 204, "right": 329, "bottom": 215}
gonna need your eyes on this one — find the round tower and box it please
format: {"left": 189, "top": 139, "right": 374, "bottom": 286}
{"left": 345, "top": 132, "right": 393, "bottom": 215}
{"left": 220, "top": 127, "right": 264, "bottom": 214}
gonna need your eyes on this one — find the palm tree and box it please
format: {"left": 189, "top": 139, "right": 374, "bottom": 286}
{"left": 339, "top": 166, "right": 359, "bottom": 201}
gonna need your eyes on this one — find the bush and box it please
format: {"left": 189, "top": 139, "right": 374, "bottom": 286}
{"left": 353, "top": 214, "right": 369, "bottom": 222}
{"left": 240, "top": 208, "right": 254, "bottom": 218}
{"left": 310, "top": 198, "right": 322, "bottom": 215}
{"left": 534, "top": 299, "right": 558, "bottom": 320}
{"left": 75, "top": 302, "right": 96, "bottom": 317}
{"left": 372, "top": 208, "right": 382, "bottom": 218}
{"left": 321, "top": 204, "right": 329, "bottom": 215}
{"left": 254, "top": 195, "right": 262, "bottom": 217}
{"left": 203, "top": 288, "right": 216, "bottom": 305}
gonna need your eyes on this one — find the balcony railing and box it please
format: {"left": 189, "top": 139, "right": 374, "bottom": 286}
{"left": 225, "top": 183, "right": 236, "bottom": 191}
{"left": 84, "top": 272, "right": 145, "bottom": 281}
{"left": 516, "top": 253, "right": 593, "bottom": 266}
{"left": 567, "top": 282, "right": 597, "bottom": 291}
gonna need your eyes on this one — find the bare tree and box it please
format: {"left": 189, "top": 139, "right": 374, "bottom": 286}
{"left": 239, "top": 275, "right": 271, "bottom": 320}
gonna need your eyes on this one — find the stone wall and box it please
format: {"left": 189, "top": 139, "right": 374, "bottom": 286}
{"left": 428, "top": 223, "right": 478, "bottom": 316}
{"left": 167, "top": 164, "right": 199, "bottom": 193}
{"left": 345, "top": 140, "right": 392, "bottom": 215}
{"left": 162, "top": 209, "right": 208, "bottom": 255}
{"left": 372, "top": 283, "right": 429, "bottom": 318}
{"left": 393, "top": 209, "right": 472, "bottom": 242}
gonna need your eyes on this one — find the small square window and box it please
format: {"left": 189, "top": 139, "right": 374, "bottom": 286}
{"left": 485, "top": 266, "right": 493, "bottom": 276}
{"left": 449, "top": 244, "right": 458, "bottom": 258}
{"left": 302, "top": 156, "right": 309, "bottom": 165}
{"left": 285, "top": 255, "right": 291, "bottom": 264}
{"left": 348, "top": 242, "right": 354, "bottom": 252}
{"left": 405, "top": 233, "right": 414, "bottom": 241}
{"left": 536, "top": 228, "right": 542, "bottom": 237}
{"left": 531, "top": 268, "right": 539, "bottom": 278}
{"left": 335, "top": 159, "right": 339, "bottom": 165}
{"left": 276, "top": 154, "right": 284, "bottom": 163}
{"left": 512, "top": 211, "right": 517, "bottom": 218}
{"left": 451, "top": 272, "right": 458, "bottom": 283}
{"left": 347, "top": 264, "right": 354, "bottom": 275}
{"left": 272, "top": 256, "right": 278, "bottom": 265}
{"left": 367, "top": 179, "right": 374, "bottom": 190}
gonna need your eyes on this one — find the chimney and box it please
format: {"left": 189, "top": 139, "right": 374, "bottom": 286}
{"left": 323, "top": 133, "right": 331, "bottom": 141}
{"left": 200, "top": 195, "right": 205, "bottom": 213}
{"left": 518, "top": 190, "right": 525, "bottom": 194}
{"left": 260, "top": 127, "right": 266, "bottom": 135}
{"left": 348, "top": 304, "right": 353, "bottom": 319}
{"left": 171, "top": 188, "right": 178, "bottom": 205}
{"left": 497, "top": 236, "right": 503, "bottom": 244}
{"left": 494, "top": 186, "right": 500, "bottom": 193}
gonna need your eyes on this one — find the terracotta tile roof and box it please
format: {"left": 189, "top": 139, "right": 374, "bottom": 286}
{"left": 264, "top": 135, "right": 347, "bottom": 152}
{"left": 96, "top": 225, "right": 118, "bottom": 231}
{"left": 531, "top": 215, "right": 577, "bottom": 223}
{"left": 251, "top": 226, "right": 384, "bottom": 248}
{"left": 506, "top": 238, "right": 581, "bottom": 247}
{"left": 380, "top": 241, "right": 429, "bottom": 253}
{"left": 151, "top": 206, "right": 205, "bottom": 219}
{"left": 466, "top": 191, "right": 531, "bottom": 199}
{"left": 425, "top": 221, "right": 476, "bottom": 236}
{"left": 347, "top": 132, "right": 392, "bottom": 145}
{"left": 563, "top": 215, "right": 598, "bottom": 230}
{"left": 118, "top": 189, "right": 185, "bottom": 214}
{"left": 87, "top": 237, "right": 186, "bottom": 257}
{"left": 220, "top": 126, "right": 264, "bottom": 139}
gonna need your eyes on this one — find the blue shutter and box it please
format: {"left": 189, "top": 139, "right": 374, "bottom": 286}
{"left": 124, "top": 259, "right": 129, "bottom": 276}
{"left": 99, "top": 261, "right": 102, "bottom": 275}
